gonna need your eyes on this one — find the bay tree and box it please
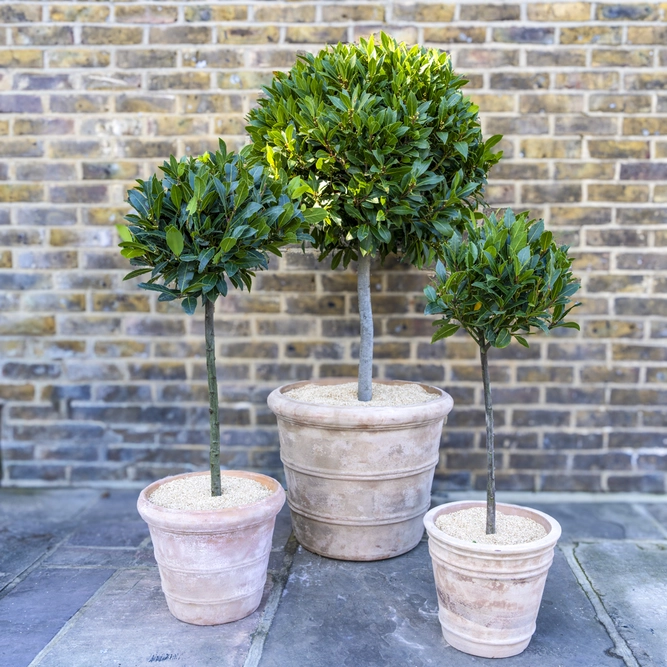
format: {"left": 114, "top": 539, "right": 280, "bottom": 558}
{"left": 118, "top": 141, "right": 313, "bottom": 496}
{"left": 425, "top": 209, "right": 580, "bottom": 533}
{"left": 246, "top": 32, "right": 502, "bottom": 401}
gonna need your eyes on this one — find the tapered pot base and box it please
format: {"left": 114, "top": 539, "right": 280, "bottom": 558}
{"left": 290, "top": 510, "right": 425, "bottom": 561}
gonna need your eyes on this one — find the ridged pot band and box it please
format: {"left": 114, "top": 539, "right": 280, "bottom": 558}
{"left": 423, "top": 501, "right": 561, "bottom": 659}
{"left": 268, "top": 379, "right": 454, "bottom": 561}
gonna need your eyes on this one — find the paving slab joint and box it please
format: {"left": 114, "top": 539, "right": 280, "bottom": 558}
{"left": 243, "top": 533, "right": 299, "bottom": 667}
{"left": 560, "top": 544, "right": 640, "bottom": 667}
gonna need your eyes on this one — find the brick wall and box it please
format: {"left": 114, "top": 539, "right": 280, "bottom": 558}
{"left": 0, "top": 1, "right": 666, "bottom": 492}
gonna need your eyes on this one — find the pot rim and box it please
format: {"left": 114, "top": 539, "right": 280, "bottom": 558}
{"left": 137, "top": 470, "right": 286, "bottom": 532}
{"left": 268, "top": 378, "right": 454, "bottom": 428}
{"left": 272, "top": 378, "right": 450, "bottom": 409}
{"left": 424, "top": 500, "right": 562, "bottom": 554}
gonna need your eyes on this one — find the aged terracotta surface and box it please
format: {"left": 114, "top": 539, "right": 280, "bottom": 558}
{"left": 424, "top": 500, "right": 561, "bottom": 658}
{"left": 137, "top": 470, "right": 285, "bottom": 625}
{"left": 268, "top": 378, "right": 454, "bottom": 561}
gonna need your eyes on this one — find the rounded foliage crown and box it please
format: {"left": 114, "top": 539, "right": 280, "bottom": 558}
{"left": 425, "top": 209, "right": 581, "bottom": 350}
{"left": 119, "top": 140, "right": 312, "bottom": 314}
{"left": 247, "top": 32, "right": 502, "bottom": 269}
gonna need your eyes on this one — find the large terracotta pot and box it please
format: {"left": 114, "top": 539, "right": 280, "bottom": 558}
{"left": 423, "top": 500, "right": 561, "bottom": 658}
{"left": 137, "top": 470, "right": 285, "bottom": 625}
{"left": 267, "top": 378, "right": 454, "bottom": 561}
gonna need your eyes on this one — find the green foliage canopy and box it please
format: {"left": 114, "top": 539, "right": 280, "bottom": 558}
{"left": 118, "top": 140, "right": 313, "bottom": 314}
{"left": 425, "top": 209, "right": 581, "bottom": 350}
{"left": 246, "top": 32, "right": 502, "bottom": 270}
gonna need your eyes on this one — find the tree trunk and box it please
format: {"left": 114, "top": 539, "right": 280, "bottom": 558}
{"left": 480, "top": 343, "right": 495, "bottom": 534}
{"left": 205, "top": 298, "right": 221, "bottom": 497}
{"left": 357, "top": 253, "right": 373, "bottom": 402}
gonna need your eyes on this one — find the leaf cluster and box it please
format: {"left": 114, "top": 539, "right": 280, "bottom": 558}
{"left": 246, "top": 32, "right": 502, "bottom": 270}
{"left": 119, "top": 140, "right": 313, "bottom": 315}
{"left": 425, "top": 209, "right": 581, "bottom": 350}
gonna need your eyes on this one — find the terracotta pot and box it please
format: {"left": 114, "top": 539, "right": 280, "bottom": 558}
{"left": 267, "top": 378, "right": 454, "bottom": 561}
{"left": 137, "top": 470, "right": 285, "bottom": 625}
{"left": 423, "top": 500, "right": 561, "bottom": 658}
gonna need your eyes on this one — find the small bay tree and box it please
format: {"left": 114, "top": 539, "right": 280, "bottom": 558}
{"left": 425, "top": 209, "right": 580, "bottom": 533}
{"left": 247, "top": 33, "right": 501, "bottom": 401}
{"left": 118, "top": 141, "right": 313, "bottom": 496}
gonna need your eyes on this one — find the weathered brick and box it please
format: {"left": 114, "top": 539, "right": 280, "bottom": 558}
{"left": 0, "top": 184, "right": 43, "bottom": 202}
{"left": 460, "top": 4, "right": 520, "bottom": 20}
{"left": 587, "top": 229, "right": 647, "bottom": 247}
{"left": 47, "top": 49, "right": 110, "bottom": 68}
{"left": 285, "top": 26, "right": 346, "bottom": 43}
{"left": 393, "top": 4, "right": 454, "bottom": 21}
{"left": 588, "top": 184, "right": 649, "bottom": 202}
{"left": 555, "top": 72, "right": 619, "bottom": 91}
{"left": 455, "top": 49, "right": 519, "bottom": 68}
{"left": 0, "top": 95, "right": 43, "bottom": 114}
{"left": 0, "top": 315, "right": 55, "bottom": 336}
{"left": 613, "top": 343, "right": 667, "bottom": 361}
{"left": 589, "top": 94, "right": 651, "bottom": 113}
{"left": 520, "top": 95, "right": 583, "bottom": 114}
{"left": 627, "top": 26, "right": 667, "bottom": 44}
{"left": 521, "top": 138, "right": 581, "bottom": 159}
{"left": 596, "top": 3, "right": 659, "bottom": 20}
{"left": 182, "top": 94, "right": 242, "bottom": 114}
{"left": 592, "top": 48, "right": 653, "bottom": 68}
{"left": 50, "top": 5, "right": 110, "bottom": 23}
{"left": 491, "top": 73, "right": 549, "bottom": 90}
{"left": 186, "top": 5, "right": 249, "bottom": 21}
{"left": 543, "top": 433, "right": 603, "bottom": 450}
{"left": 0, "top": 4, "right": 41, "bottom": 22}
{"left": 117, "top": 49, "right": 176, "bottom": 69}
{"left": 493, "top": 27, "right": 555, "bottom": 44}
{"left": 560, "top": 26, "right": 622, "bottom": 44}
{"left": 81, "top": 27, "right": 143, "bottom": 45}
{"left": 50, "top": 95, "right": 111, "bottom": 114}
{"left": 526, "top": 49, "right": 586, "bottom": 67}
{"left": 14, "top": 26, "right": 74, "bottom": 46}
{"left": 149, "top": 26, "right": 211, "bottom": 44}
{"left": 522, "top": 184, "right": 581, "bottom": 203}
{"left": 0, "top": 50, "right": 43, "bottom": 68}
{"left": 117, "top": 5, "right": 178, "bottom": 23}
{"left": 528, "top": 3, "right": 591, "bottom": 21}
{"left": 149, "top": 72, "right": 211, "bottom": 91}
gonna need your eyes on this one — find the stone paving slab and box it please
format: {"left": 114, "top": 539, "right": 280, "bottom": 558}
{"left": 575, "top": 541, "right": 667, "bottom": 667}
{"left": 0, "top": 489, "right": 99, "bottom": 591}
{"left": 530, "top": 503, "right": 666, "bottom": 542}
{"left": 0, "top": 566, "right": 115, "bottom": 667}
{"left": 259, "top": 540, "right": 623, "bottom": 667}
{"left": 32, "top": 569, "right": 272, "bottom": 667}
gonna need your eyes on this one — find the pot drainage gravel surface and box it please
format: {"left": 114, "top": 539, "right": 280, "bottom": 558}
{"left": 0, "top": 488, "right": 666, "bottom": 667}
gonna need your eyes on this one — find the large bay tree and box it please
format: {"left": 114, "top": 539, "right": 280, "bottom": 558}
{"left": 247, "top": 33, "right": 502, "bottom": 401}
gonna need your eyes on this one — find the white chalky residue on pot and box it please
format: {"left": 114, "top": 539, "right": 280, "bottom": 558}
{"left": 435, "top": 506, "right": 547, "bottom": 546}
{"left": 149, "top": 474, "right": 272, "bottom": 511}
{"left": 285, "top": 382, "right": 439, "bottom": 407}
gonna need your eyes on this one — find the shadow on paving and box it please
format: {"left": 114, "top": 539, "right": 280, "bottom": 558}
{"left": 0, "top": 489, "right": 665, "bottom": 666}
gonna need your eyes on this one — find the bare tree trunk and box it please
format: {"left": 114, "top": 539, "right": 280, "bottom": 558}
{"left": 357, "top": 253, "right": 373, "bottom": 402}
{"left": 205, "top": 298, "right": 221, "bottom": 497}
{"left": 480, "top": 342, "right": 495, "bottom": 534}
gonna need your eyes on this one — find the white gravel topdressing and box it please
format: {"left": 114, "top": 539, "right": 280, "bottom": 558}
{"left": 149, "top": 474, "right": 272, "bottom": 511}
{"left": 285, "top": 382, "right": 439, "bottom": 407}
{"left": 435, "top": 506, "right": 547, "bottom": 546}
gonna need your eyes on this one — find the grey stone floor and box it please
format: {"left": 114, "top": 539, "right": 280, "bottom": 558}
{"left": 1, "top": 488, "right": 666, "bottom": 667}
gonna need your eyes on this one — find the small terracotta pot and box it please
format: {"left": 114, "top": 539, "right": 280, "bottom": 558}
{"left": 268, "top": 378, "right": 454, "bottom": 561}
{"left": 423, "top": 500, "right": 561, "bottom": 658}
{"left": 137, "top": 470, "right": 285, "bottom": 625}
